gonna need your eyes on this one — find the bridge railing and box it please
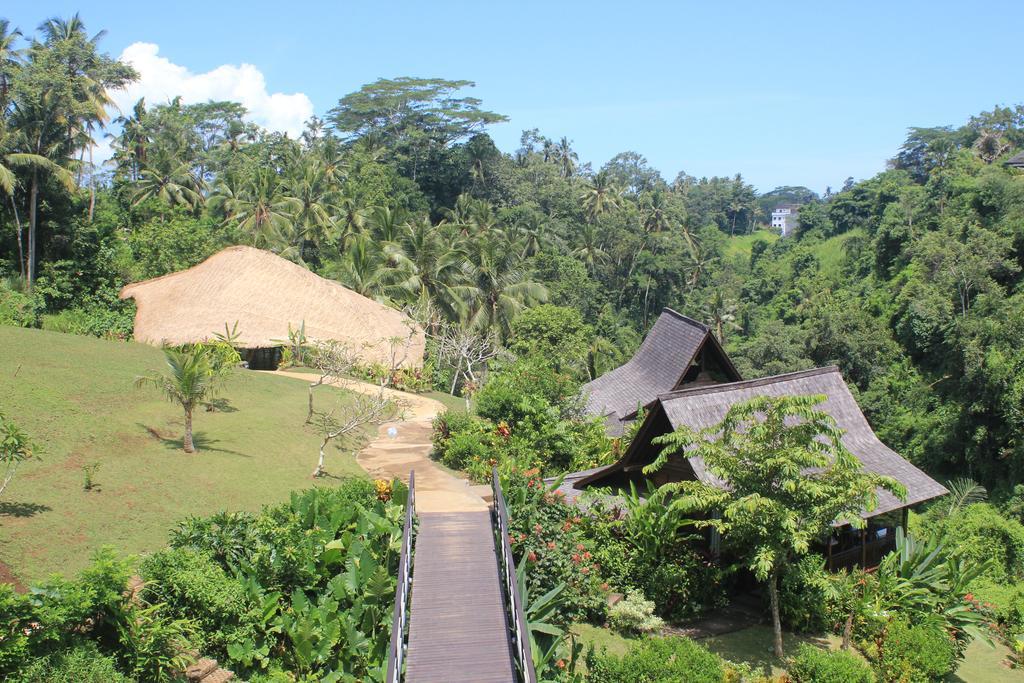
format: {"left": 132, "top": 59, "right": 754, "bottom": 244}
{"left": 492, "top": 467, "right": 538, "bottom": 683}
{"left": 385, "top": 470, "right": 416, "bottom": 683}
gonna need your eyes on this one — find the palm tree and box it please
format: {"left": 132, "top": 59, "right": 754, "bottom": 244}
{"left": 366, "top": 205, "right": 407, "bottom": 243}
{"left": 0, "top": 124, "right": 73, "bottom": 280}
{"left": 640, "top": 190, "right": 671, "bottom": 234}
{"left": 399, "top": 215, "right": 468, "bottom": 325}
{"left": 228, "top": 167, "right": 301, "bottom": 249}
{"left": 8, "top": 93, "right": 76, "bottom": 288}
{"left": 460, "top": 237, "right": 548, "bottom": 340}
{"left": 134, "top": 346, "right": 222, "bottom": 453}
{"left": 332, "top": 234, "right": 418, "bottom": 302}
{"left": 0, "top": 20, "right": 22, "bottom": 108}
{"left": 286, "top": 158, "right": 336, "bottom": 248}
{"left": 581, "top": 172, "right": 622, "bottom": 223}
{"left": 702, "top": 291, "right": 740, "bottom": 342}
{"left": 133, "top": 149, "right": 206, "bottom": 213}
{"left": 572, "top": 223, "right": 609, "bottom": 271}
{"left": 335, "top": 196, "right": 368, "bottom": 246}
{"left": 111, "top": 98, "right": 149, "bottom": 181}
{"left": 556, "top": 137, "right": 577, "bottom": 178}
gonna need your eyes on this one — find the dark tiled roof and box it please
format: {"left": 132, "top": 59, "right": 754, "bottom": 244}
{"left": 1006, "top": 151, "right": 1024, "bottom": 168}
{"left": 582, "top": 308, "right": 717, "bottom": 424}
{"left": 654, "top": 366, "right": 948, "bottom": 517}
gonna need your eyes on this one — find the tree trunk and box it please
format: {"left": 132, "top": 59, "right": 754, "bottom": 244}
{"left": 88, "top": 143, "right": 96, "bottom": 223}
{"left": 842, "top": 610, "right": 854, "bottom": 650}
{"left": 313, "top": 437, "right": 328, "bottom": 477}
{"left": 183, "top": 405, "right": 196, "bottom": 453}
{"left": 27, "top": 169, "right": 39, "bottom": 290}
{"left": 768, "top": 567, "right": 784, "bottom": 659}
{"left": 9, "top": 194, "right": 24, "bottom": 280}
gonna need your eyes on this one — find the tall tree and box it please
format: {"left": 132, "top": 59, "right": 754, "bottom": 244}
{"left": 650, "top": 395, "right": 904, "bottom": 658}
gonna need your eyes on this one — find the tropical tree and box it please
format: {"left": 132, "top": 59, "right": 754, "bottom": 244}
{"left": 460, "top": 236, "right": 548, "bottom": 340}
{"left": 555, "top": 136, "right": 578, "bottom": 178}
{"left": 571, "top": 223, "right": 608, "bottom": 271}
{"left": 227, "top": 166, "right": 301, "bottom": 252}
{"left": 0, "top": 411, "right": 34, "bottom": 499}
{"left": 649, "top": 394, "right": 905, "bottom": 658}
{"left": 134, "top": 346, "right": 229, "bottom": 453}
{"left": 581, "top": 172, "right": 621, "bottom": 223}
{"left": 133, "top": 149, "right": 206, "bottom": 213}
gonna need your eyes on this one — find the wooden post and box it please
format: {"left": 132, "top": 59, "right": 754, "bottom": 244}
{"left": 900, "top": 507, "right": 909, "bottom": 533}
{"left": 827, "top": 533, "right": 833, "bottom": 572}
{"left": 860, "top": 527, "right": 867, "bottom": 568}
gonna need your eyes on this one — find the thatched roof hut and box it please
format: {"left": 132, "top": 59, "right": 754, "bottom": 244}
{"left": 576, "top": 366, "right": 948, "bottom": 518}
{"left": 582, "top": 308, "right": 741, "bottom": 436}
{"left": 120, "top": 246, "right": 425, "bottom": 369}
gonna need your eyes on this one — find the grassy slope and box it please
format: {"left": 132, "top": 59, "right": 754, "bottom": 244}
{"left": 571, "top": 623, "right": 1021, "bottom": 682}
{"left": 724, "top": 229, "right": 779, "bottom": 260}
{"left": 0, "top": 327, "right": 367, "bottom": 582}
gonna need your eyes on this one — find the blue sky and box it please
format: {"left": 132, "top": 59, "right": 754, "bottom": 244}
{"left": 6, "top": 0, "right": 1024, "bottom": 192}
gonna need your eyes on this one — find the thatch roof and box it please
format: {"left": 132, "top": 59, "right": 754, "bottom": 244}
{"left": 577, "top": 366, "right": 947, "bottom": 518}
{"left": 120, "top": 246, "right": 425, "bottom": 367}
{"left": 581, "top": 308, "right": 740, "bottom": 435}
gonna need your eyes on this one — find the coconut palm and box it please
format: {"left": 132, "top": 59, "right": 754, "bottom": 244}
{"left": 229, "top": 167, "right": 301, "bottom": 249}
{"left": 0, "top": 124, "right": 73, "bottom": 280}
{"left": 133, "top": 149, "right": 206, "bottom": 212}
{"left": 460, "top": 236, "right": 548, "bottom": 340}
{"left": 572, "top": 223, "right": 609, "bottom": 271}
{"left": 286, "top": 158, "right": 336, "bottom": 247}
{"left": 702, "top": 291, "right": 740, "bottom": 342}
{"left": 555, "top": 136, "right": 577, "bottom": 178}
{"left": 640, "top": 190, "right": 672, "bottom": 234}
{"left": 134, "top": 346, "right": 223, "bottom": 454}
{"left": 333, "top": 234, "right": 418, "bottom": 302}
{"left": 0, "top": 20, "right": 23, "bottom": 108}
{"left": 581, "top": 172, "right": 622, "bottom": 223}
{"left": 399, "top": 215, "right": 468, "bottom": 324}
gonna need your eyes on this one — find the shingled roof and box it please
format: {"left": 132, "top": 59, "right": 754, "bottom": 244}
{"left": 578, "top": 366, "right": 947, "bottom": 519}
{"left": 1006, "top": 151, "right": 1024, "bottom": 168}
{"left": 582, "top": 308, "right": 740, "bottom": 434}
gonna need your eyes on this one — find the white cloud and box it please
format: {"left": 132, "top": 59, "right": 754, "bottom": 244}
{"left": 103, "top": 42, "right": 314, "bottom": 153}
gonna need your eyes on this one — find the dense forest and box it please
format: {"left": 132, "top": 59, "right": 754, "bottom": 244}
{"left": 2, "top": 14, "right": 1023, "bottom": 495}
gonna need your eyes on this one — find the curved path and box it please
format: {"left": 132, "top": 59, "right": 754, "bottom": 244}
{"left": 270, "top": 371, "right": 487, "bottom": 512}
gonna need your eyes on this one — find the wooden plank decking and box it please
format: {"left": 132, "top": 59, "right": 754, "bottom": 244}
{"left": 404, "top": 511, "right": 517, "bottom": 683}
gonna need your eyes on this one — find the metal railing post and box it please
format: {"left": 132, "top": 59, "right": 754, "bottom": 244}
{"left": 491, "top": 467, "right": 538, "bottom": 683}
{"left": 385, "top": 470, "right": 416, "bottom": 683}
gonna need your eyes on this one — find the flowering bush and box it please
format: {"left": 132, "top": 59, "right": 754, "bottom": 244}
{"left": 503, "top": 468, "right": 609, "bottom": 623}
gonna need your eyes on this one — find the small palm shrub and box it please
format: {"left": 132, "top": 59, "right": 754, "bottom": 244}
{"left": 788, "top": 643, "right": 875, "bottom": 683}
{"left": 586, "top": 636, "right": 723, "bottom": 683}
{"left": 608, "top": 589, "right": 664, "bottom": 635}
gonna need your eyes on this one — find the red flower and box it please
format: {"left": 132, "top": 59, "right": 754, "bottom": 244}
{"left": 547, "top": 541, "right": 556, "bottom": 549}
{"left": 965, "top": 593, "right": 975, "bottom": 602}
{"left": 601, "top": 583, "right": 610, "bottom": 591}
{"left": 576, "top": 543, "right": 585, "bottom": 551}
{"left": 534, "top": 523, "right": 543, "bottom": 534}
{"left": 571, "top": 553, "right": 581, "bottom": 563}
{"left": 556, "top": 659, "right": 566, "bottom": 669}
{"left": 527, "top": 551, "right": 537, "bottom": 563}
{"left": 581, "top": 566, "right": 590, "bottom": 574}
{"left": 583, "top": 551, "right": 592, "bottom": 560}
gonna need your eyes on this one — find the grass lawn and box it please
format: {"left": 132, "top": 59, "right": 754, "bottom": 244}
{"left": 571, "top": 623, "right": 1020, "bottom": 681}
{"left": 725, "top": 229, "right": 779, "bottom": 260}
{"left": 0, "top": 327, "right": 370, "bottom": 584}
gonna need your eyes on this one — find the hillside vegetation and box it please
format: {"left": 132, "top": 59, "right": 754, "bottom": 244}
{"left": 0, "top": 327, "right": 366, "bottom": 582}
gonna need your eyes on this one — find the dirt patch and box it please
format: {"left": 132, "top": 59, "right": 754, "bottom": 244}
{"left": 0, "top": 559, "right": 26, "bottom": 593}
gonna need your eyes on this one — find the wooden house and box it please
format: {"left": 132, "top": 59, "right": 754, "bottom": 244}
{"left": 582, "top": 308, "right": 741, "bottom": 436}
{"left": 571, "top": 366, "right": 949, "bottom": 568}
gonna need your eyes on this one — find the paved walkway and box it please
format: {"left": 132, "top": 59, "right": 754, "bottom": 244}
{"left": 271, "top": 370, "right": 487, "bottom": 512}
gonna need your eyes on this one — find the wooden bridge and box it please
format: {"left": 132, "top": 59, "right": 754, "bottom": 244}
{"left": 386, "top": 470, "right": 535, "bottom": 683}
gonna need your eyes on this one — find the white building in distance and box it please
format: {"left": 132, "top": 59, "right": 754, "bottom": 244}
{"left": 771, "top": 204, "right": 801, "bottom": 236}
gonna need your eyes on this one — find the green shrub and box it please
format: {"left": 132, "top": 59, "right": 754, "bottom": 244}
{"left": 41, "top": 304, "right": 135, "bottom": 340}
{"left": 872, "top": 617, "right": 957, "bottom": 683}
{"left": 971, "top": 578, "right": 1024, "bottom": 634}
{"left": 140, "top": 547, "right": 256, "bottom": 656}
{"left": 12, "top": 642, "right": 132, "bottom": 683}
{"left": 942, "top": 503, "right": 1024, "bottom": 584}
{"left": 0, "top": 281, "right": 41, "bottom": 327}
{"left": 634, "top": 544, "right": 728, "bottom": 623}
{"left": 608, "top": 589, "right": 664, "bottom": 635}
{"left": 587, "top": 636, "right": 723, "bottom": 683}
{"left": 779, "top": 554, "right": 838, "bottom": 633}
{"left": 788, "top": 643, "right": 875, "bottom": 683}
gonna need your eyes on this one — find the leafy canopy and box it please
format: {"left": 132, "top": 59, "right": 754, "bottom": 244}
{"left": 650, "top": 394, "right": 906, "bottom": 579}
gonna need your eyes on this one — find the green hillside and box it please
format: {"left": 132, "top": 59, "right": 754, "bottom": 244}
{"left": 724, "top": 229, "right": 780, "bottom": 259}
{"left": 0, "top": 327, "right": 366, "bottom": 583}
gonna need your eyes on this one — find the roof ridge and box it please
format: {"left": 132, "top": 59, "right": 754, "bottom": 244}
{"left": 656, "top": 365, "right": 841, "bottom": 401}
{"left": 659, "top": 307, "right": 711, "bottom": 332}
